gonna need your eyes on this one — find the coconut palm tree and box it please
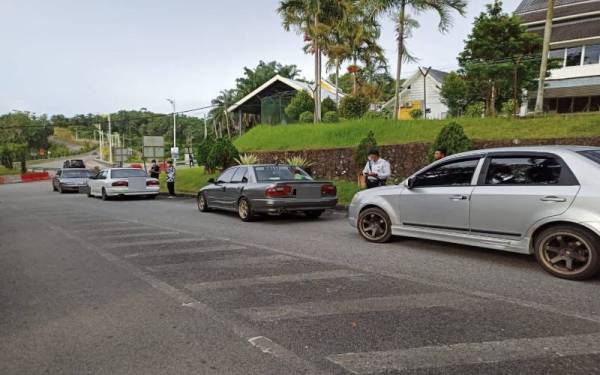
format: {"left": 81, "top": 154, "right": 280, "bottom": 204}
{"left": 210, "top": 89, "right": 237, "bottom": 138}
{"left": 367, "top": 0, "right": 467, "bottom": 119}
{"left": 278, "top": 0, "right": 348, "bottom": 122}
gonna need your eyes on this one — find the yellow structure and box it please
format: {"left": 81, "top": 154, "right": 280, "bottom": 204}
{"left": 398, "top": 99, "right": 422, "bottom": 120}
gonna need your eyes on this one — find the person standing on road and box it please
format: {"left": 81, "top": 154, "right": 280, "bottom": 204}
{"left": 166, "top": 160, "right": 176, "bottom": 198}
{"left": 433, "top": 148, "right": 447, "bottom": 161}
{"left": 362, "top": 149, "right": 391, "bottom": 189}
{"left": 149, "top": 159, "right": 161, "bottom": 179}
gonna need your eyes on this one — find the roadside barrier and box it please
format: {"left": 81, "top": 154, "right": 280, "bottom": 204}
{"left": 0, "top": 171, "right": 49, "bottom": 184}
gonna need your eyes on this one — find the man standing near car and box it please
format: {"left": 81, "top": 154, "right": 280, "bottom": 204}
{"left": 362, "top": 149, "right": 391, "bottom": 189}
{"left": 149, "top": 159, "right": 161, "bottom": 179}
{"left": 166, "top": 160, "right": 176, "bottom": 198}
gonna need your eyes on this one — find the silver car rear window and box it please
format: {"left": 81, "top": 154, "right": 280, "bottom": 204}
{"left": 254, "top": 166, "right": 312, "bottom": 181}
{"left": 578, "top": 150, "right": 600, "bottom": 165}
{"left": 62, "top": 170, "right": 91, "bottom": 178}
{"left": 112, "top": 169, "right": 147, "bottom": 178}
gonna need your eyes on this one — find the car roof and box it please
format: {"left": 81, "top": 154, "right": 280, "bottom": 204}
{"left": 60, "top": 168, "right": 88, "bottom": 171}
{"left": 446, "top": 145, "right": 600, "bottom": 159}
{"left": 236, "top": 164, "right": 296, "bottom": 168}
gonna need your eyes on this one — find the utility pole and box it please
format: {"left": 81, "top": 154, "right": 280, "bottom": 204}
{"left": 108, "top": 114, "right": 113, "bottom": 165}
{"left": 419, "top": 66, "right": 432, "bottom": 119}
{"left": 166, "top": 98, "right": 176, "bottom": 148}
{"left": 203, "top": 113, "right": 208, "bottom": 139}
{"left": 393, "top": 0, "right": 407, "bottom": 120}
{"left": 534, "top": 0, "right": 555, "bottom": 115}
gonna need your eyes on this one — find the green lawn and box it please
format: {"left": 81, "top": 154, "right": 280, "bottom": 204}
{"left": 0, "top": 166, "right": 20, "bottom": 175}
{"left": 234, "top": 114, "right": 600, "bottom": 152}
{"left": 159, "top": 166, "right": 361, "bottom": 205}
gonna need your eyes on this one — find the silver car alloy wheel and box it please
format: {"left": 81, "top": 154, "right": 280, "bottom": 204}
{"left": 198, "top": 194, "right": 206, "bottom": 211}
{"left": 539, "top": 231, "right": 593, "bottom": 276}
{"left": 359, "top": 212, "right": 388, "bottom": 241}
{"left": 239, "top": 199, "right": 249, "bottom": 219}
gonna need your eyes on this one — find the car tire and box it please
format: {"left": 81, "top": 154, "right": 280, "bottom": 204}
{"left": 304, "top": 210, "right": 324, "bottom": 219}
{"left": 147, "top": 194, "right": 157, "bottom": 200}
{"left": 87, "top": 187, "right": 93, "bottom": 198}
{"left": 58, "top": 184, "right": 64, "bottom": 194}
{"left": 52, "top": 183, "right": 58, "bottom": 192}
{"left": 101, "top": 188, "right": 110, "bottom": 201}
{"left": 238, "top": 197, "right": 254, "bottom": 222}
{"left": 197, "top": 193, "right": 210, "bottom": 212}
{"left": 357, "top": 207, "right": 393, "bottom": 243}
{"left": 534, "top": 225, "right": 600, "bottom": 280}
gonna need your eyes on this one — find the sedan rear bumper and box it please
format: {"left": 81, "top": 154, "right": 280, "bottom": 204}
{"left": 252, "top": 197, "right": 338, "bottom": 214}
{"left": 106, "top": 187, "right": 160, "bottom": 196}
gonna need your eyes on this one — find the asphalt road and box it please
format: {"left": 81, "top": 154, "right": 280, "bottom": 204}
{"left": 2, "top": 182, "right": 600, "bottom": 374}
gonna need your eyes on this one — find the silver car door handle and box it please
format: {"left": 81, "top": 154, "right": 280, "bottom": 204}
{"left": 449, "top": 195, "right": 468, "bottom": 201}
{"left": 540, "top": 196, "right": 567, "bottom": 202}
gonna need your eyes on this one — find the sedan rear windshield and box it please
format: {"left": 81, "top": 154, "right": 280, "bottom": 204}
{"left": 111, "top": 169, "right": 147, "bottom": 178}
{"left": 254, "top": 166, "right": 312, "bottom": 181}
{"left": 578, "top": 150, "right": 600, "bottom": 165}
{"left": 62, "top": 170, "right": 92, "bottom": 178}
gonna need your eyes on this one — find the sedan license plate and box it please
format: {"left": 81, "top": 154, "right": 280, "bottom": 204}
{"left": 295, "top": 186, "right": 321, "bottom": 199}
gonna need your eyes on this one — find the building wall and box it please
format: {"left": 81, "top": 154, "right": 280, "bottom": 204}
{"left": 398, "top": 75, "right": 448, "bottom": 119}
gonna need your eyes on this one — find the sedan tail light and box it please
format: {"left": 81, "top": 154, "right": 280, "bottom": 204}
{"left": 321, "top": 184, "right": 337, "bottom": 197}
{"left": 265, "top": 184, "right": 293, "bottom": 198}
{"left": 112, "top": 180, "right": 128, "bottom": 187}
{"left": 146, "top": 180, "right": 159, "bottom": 186}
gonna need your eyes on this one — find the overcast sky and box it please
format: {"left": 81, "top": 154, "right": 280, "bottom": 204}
{"left": 0, "top": 0, "right": 521, "bottom": 116}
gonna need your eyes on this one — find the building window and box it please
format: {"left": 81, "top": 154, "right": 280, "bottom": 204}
{"left": 591, "top": 96, "right": 600, "bottom": 112}
{"left": 549, "top": 49, "right": 565, "bottom": 68}
{"left": 573, "top": 97, "right": 590, "bottom": 112}
{"left": 543, "top": 98, "right": 557, "bottom": 112}
{"left": 565, "top": 47, "right": 583, "bottom": 66}
{"left": 584, "top": 44, "right": 600, "bottom": 65}
{"left": 557, "top": 97, "right": 572, "bottom": 113}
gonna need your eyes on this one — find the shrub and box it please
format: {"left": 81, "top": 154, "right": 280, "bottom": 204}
{"left": 285, "top": 156, "right": 314, "bottom": 169}
{"left": 465, "top": 102, "right": 485, "bottom": 118}
{"left": 285, "top": 91, "right": 314, "bottom": 121}
{"left": 196, "top": 135, "right": 214, "bottom": 167}
{"left": 206, "top": 137, "right": 239, "bottom": 170}
{"left": 409, "top": 108, "right": 423, "bottom": 119}
{"left": 362, "top": 110, "right": 387, "bottom": 120}
{"left": 322, "top": 111, "right": 339, "bottom": 123}
{"left": 321, "top": 97, "right": 337, "bottom": 114}
{"left": 429, "top": 122, "right": 472, "bottom": 161}
{"left": 235, "top": 153, "right": 259, "bottom": 165}
{"left": 299, "top": 111, "right": 314, "bottom": 123}
{"left": 501, "top": 99, "right": 517, "bottom": 117}
{"left": 354, "top": 131, "right": 377, "bottom": 171}
{"left": 339, "top": 95, "right": 369, "bottom": 119}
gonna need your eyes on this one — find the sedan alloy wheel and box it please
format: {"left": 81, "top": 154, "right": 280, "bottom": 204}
{"left": 358, "top": 207, "right": 392, "bottom": 243}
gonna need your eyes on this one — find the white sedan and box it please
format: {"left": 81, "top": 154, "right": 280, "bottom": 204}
{"left": 87, "top": 168, "right": 160, "bottom": 200}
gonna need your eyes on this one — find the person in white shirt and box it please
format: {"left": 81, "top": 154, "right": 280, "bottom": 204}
{"left": 362, "top": 148, "right": 391, "bottom": 189}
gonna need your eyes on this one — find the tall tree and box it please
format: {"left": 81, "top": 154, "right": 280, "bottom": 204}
{"left": 367, "top": 0, "right": 467, "bottom": 119}
{"left": 278, "top": 0, "right": 347, "bottom": 122}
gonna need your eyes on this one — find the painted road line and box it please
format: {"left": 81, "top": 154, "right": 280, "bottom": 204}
{"left": 327, "top": 332, "right": 600, "bottom": 374}
{"left": 236, "top": 292, "right": 481, "bottom": 321}
{"left": 124, "top": 244, "right": 247, "bottom": 259}
{"left": 185, "top": 269, "right": 365, "bottom": 292}
{"left": 104, "top": 237, "right": 205, "bottom": 249}
{"left": 146, "top": 254, "right": 296, "bottom": 272}
{"left": 72, "top": 225, "right": 151, "bottom": 233}
{"left": 103, "top": 231, "right": 180, "bottom": 240}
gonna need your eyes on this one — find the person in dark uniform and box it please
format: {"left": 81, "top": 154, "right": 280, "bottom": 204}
{"left": 149, "top": 159, "right": 161, "bottom": 179}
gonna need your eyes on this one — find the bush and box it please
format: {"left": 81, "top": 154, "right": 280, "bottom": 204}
{"left": 322, "top": 111, "right": 339, "bottom": 123}
{"left": 285, "top": 91, "right": 314, "bottom": 121}
{"left": 206, "top": 137, "right": 239, "bottom": 170}
{"left": 196, "top": 135, "right": 214, "bottom": 167}
{"left": 409, "top": 108, "right": 423, "bottom": 119}
{"left": 501, "top": 99, "right": 517, "bottom": 117}
{"left": 354, "top": 131, "right": 377, "bottom": 170}
{"left": 465, "top": 102, "right": 485, "bottom": 118}
{"left": 429, "top": 122, "right": 472, "bottom": 161}
{"left": 339, "top": 95, "right": 369, "bottom": 119}
{"left": 299, "top": 111, "right": 314, "bottom": 123}
{"left": 321, "top": 97, "right": 337, "bottom": 114}
{"left": 362, "top": 110, "right": 387, "bottom": 120}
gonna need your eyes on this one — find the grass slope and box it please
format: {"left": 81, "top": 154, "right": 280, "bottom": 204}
{"left": 234, "top": 114, "right": 600, "bottom": 152}
{"left": 0, "top": 166, "right": 20, "bottom": 175}
{"left": 159, "top": 166, "right": 360, "bottom": 205}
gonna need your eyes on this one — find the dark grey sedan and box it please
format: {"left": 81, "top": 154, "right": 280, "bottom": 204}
{"left": 52, "top": 168, "right": 94, "bottom": 193}
{"left": 197, "top": 164, "right": 338, "bottom": 221}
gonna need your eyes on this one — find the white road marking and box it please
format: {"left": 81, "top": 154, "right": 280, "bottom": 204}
{"left": 71, "top": 224, "right": 142, "bottom": 233}
{"left": 103, "top": 231, "right": 180, "bottom": 240}
{"left": 185, "top": 269, "right": 365, "bottom": 291}
{"left": 327, "top": 332, "right": 600, "bottom": 374}
{"left": 236, "top": 292, "right": 482, "bottom": 321}
{"left": 104, "top": 237, "right": 205, "bottom": 249}
{"left": 146, "top": 254, "right": 296, "bottom": 272}
{"left": 124, "top": 244, "right": 247, "bottom": 259}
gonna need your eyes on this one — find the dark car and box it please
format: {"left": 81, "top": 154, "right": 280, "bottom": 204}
{"left": 63, "top": 159, "right": 86, "bottom": 168}
{"left": 197, "top": 164, "right": 338, "bottom": 221}
{"left": 52, "top": 168, "right": 94, "bottom": 193}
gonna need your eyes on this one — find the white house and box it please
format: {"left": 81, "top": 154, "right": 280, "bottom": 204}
{"left": 384, "top": 68, "right": 449, "bottom": 119}
{"left": 516, "top": 0, "right": 600, "bottom": 114}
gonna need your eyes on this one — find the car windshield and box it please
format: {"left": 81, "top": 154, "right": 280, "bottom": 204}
{"left": 111, "top": 169, "right": 147, "bottom": 178}
{"left": 253, "top": 166, "right": 312, "bottom": 181}
{"left": 62, "top": 170, "right": 91, "bottom": 178}
{"left": 578, "top": 150, "right": 600, "bottom": 165}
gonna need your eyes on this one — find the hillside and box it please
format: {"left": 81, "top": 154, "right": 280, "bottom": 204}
{"left": 234, "top": 114, "right": 600, "bottom": 152}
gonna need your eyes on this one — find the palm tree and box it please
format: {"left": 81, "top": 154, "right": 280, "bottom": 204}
{"left": 278, "top": 0, "right": 347, "bottom": 122}
{"left": 367, "top": 0, "right": 467, "bottom": 119}
{"left": 210, "top": 89, "right": 237, "bottom": 138}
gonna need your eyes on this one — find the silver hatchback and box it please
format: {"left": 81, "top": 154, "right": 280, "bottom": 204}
{"left": 348, "top": 146, "right": 600, "bottom": 280}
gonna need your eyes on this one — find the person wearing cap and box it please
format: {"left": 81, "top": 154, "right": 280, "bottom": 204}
{"left": 362, "top": 149, "right": 391, "bottom": 189}
{"left": 149, "top": 159, "right": 161, "bottom": 179}
{"left": 166, "top": 160, "right": 176, "bottom": 197}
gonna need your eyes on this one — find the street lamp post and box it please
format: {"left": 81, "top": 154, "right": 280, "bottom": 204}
{"left": 166, "top": 98, "right": 176, "bottom": 149}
